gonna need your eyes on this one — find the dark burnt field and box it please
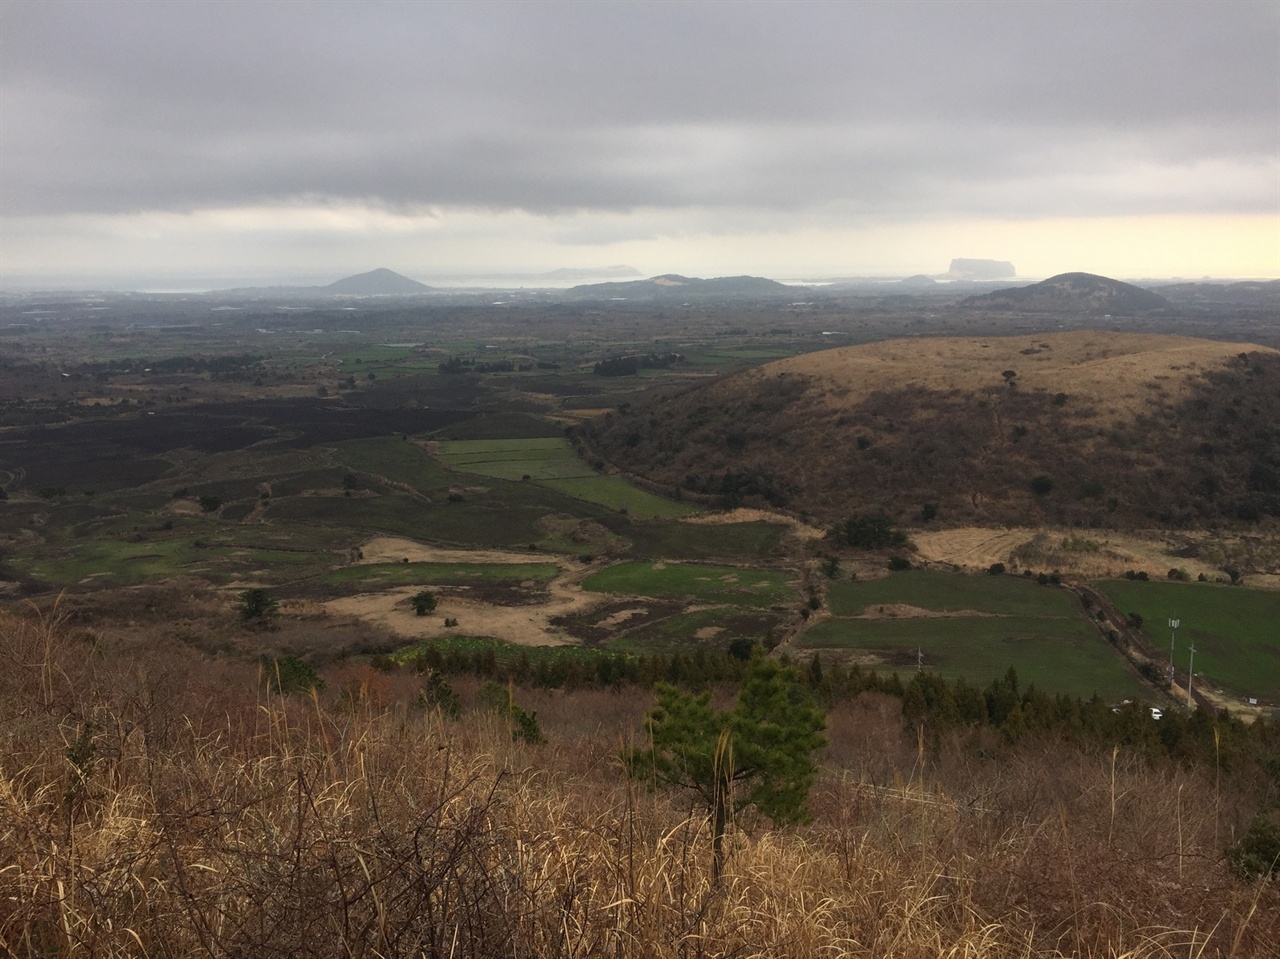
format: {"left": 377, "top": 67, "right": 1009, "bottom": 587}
{"left": 0, "top": 399, "right": 474, "bottom": 494}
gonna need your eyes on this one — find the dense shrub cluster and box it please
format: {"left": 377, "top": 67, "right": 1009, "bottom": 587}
{"left": 681, "top": 467, "right": 794, "bottom": 507}
{"left": 829, "top": 510, "right": 908, "bottom": 549}
{"left": 593, "top": 352, "right": 682, "bottom": 376}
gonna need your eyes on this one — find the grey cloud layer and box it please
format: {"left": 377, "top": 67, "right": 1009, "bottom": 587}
{"left": 3, "top": 1, "right": 1276, "bottom": 219}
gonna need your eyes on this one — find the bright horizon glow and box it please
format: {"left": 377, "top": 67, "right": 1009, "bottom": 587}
{"left": 3, "top": 207, "right": 1276, "bottom": 290}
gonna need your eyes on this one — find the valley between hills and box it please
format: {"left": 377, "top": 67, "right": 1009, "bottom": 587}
{"left": 2, "top": 276, "right": 1276, "bottom": 713}
{"left": 3, "top": 271, "right": 1279, "bottom": 955}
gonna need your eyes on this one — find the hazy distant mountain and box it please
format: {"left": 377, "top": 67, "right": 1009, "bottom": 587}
{"left": 209, "top": 268, "right": 432, "bottom": 298}
{"left": 566, "top": 274, "right": 794, "bottom": 298}
{"left": 324, "top": 268, "right": 432, "bottom": 295}
{"left": 537, "top": 265, "right": 642, "bottom": 280}
{"left": 898, "top": 274, "right": 938, "bottom": 288}
{"left": 961, "top": 272, "right": 1170, "bottom": 314}
{"left": 1153, "top": 278, "right": 1280, "bottom": 311}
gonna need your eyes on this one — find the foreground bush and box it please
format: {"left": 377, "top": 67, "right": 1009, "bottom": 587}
{"left": 1, "top": 608, "right": 1275, "bottom": 957}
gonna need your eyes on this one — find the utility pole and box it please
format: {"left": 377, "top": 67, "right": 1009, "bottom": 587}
{"left": 1168, "top": 617, "right": 1179, "bottom": 681}
{"left": 1187, "top": 643, "right": 1196, "bottom": 708}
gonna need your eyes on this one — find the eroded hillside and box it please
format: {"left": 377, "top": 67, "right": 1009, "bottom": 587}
{"left": 584, "top": 333, "right": 1280, "bottom": 529}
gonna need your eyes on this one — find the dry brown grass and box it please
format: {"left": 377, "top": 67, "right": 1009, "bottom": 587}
{"left": 589, "top": 332, "right": 1280, "bottom": 531}
{"left": 1, "top": 607, "right": 1274, "bottom": 957}
{"left": 767, "top": 332, "right": 1276, "bottom": 424}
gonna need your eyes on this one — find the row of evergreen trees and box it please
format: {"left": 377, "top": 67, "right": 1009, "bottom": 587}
{"left": 401, "top": 642, "right": 1278, "bottom": 779}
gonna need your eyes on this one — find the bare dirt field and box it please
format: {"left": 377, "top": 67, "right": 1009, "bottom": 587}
{"left": 913, "top": 526, "right": 1280, "bottom": 586}
{"left": 329, "top": 536, "right": 599, "bottom": 645}
{"left": 325, "top": 585, "right": 591, "bottom": 646}
{"left": 356, "top": 536, "right": 558, "bottom": 568}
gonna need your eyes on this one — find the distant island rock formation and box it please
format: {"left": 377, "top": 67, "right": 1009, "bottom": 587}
{"left": 962, "top": 272, "right": 1170, "bottom": 314}
{"left": 946, "top": 258, "right": 1017, "bottom": 280}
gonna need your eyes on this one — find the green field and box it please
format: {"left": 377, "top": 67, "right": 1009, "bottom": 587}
{"left": 799, "top": 570, "right": 1145, "bottom": 700}
{"left": 335, "top": 345, "right": 419, "bottom": 364}
{"left": 437, "top": 438, "right": 593, "bottom": 480}
{"left": 827, "top": 570, "right": 1080, "bottom": 618}
{"left": 334, "top": 437, "right": 454, "bottom": 492}
{"left": 541, "top": 476, "right": 696, "bottom": 518}
{"left": 390, "top": 634, "right": 636, "bottom": 674}
{"left": 608, "top": 607, "right": 784, "bottom": 653}
{"left": 267, "top": 493, "right": 568, "bottom": 549}
{"left": 1095, "top": 579, "right": 1280, "bottom": 698}
{"left": 583, "top": 561, "right": 796, "bottom": 609}
{"left": 802, "top": 615, "right": 1146, "bottom": 700}
{"left": 16, "top": 537, "right": 326, "bottom": 588}
{"left": 436, "top": 438, "right": 699, "bottom": 518}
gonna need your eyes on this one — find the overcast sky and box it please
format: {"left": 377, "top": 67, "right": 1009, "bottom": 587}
{"left": 2, "top": 0, "right": 1277, "bottom": 288}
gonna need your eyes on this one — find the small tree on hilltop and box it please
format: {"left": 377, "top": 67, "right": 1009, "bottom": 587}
{"left": 624, "top": 654, "right": 825, "bottom": 880}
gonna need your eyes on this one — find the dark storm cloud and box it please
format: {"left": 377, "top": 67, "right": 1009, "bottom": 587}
{"left": 2, "top": 1, "right": 1276, "bottom": 219}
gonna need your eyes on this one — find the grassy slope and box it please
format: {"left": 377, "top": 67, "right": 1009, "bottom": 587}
{"left": 2, "top": 611, "right": 1273, "bottom": 957}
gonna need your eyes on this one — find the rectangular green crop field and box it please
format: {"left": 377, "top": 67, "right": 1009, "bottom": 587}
{"left": 801, "top": 615, "right": 1146, "bottom": 700}
{"left": 827, "top": 570, "right": 1080, "bottom": 618}
{"left": 1094, "top": 579, "right": 1280, "bottom": 698}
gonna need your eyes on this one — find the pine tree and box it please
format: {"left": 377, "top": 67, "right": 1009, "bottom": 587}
{"left": 624, "top": 654, "right": 825, "bottom": 879}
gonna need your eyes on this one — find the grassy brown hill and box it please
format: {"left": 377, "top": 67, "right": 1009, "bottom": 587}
{"left": 961, "top": 272, "right": 1170, "bottom": 314}
{"left": 584, "top": 332, "right": 1280, "bottom": 530}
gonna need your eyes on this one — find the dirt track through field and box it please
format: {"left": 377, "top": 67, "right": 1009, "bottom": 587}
{"left": 682, "top": 507, "right": 826, "bottom": 539}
